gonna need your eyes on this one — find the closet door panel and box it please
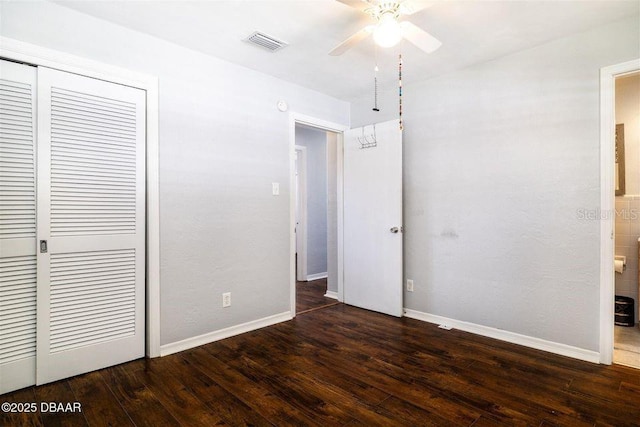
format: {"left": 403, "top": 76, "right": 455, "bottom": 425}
{"left": 36, "top": 67, "right": 145, "bottom": 385}
{"left": 0, "top": 59, "right": 37, "bottom": 395}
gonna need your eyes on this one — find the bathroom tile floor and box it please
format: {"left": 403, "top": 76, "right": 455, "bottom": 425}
{"left": 614, "top": 324, "right": 640, "bottom": 368}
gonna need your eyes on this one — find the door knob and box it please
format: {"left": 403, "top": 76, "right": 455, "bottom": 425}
{"left": 390, "top": 227, "right": 399, "bottom": 234}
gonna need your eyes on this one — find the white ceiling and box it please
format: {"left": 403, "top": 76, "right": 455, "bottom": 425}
{"left": 54, "top": 0, "right": 639, "bottom": 102}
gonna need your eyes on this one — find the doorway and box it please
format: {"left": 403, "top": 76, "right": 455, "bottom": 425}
{"left": 288, "top": 114, "right": 347, "bottom": 316}
{"left": 288, "top": 115, "right": 404, "bottom": 319}
{"left": 600, "top": 59, "right": 640, "bottom": 366}
{"left": 294, "top": 124, "right": 340, "bottom": 314}
{"left": 612, "top": 70, "right": 640, "bottom": 368}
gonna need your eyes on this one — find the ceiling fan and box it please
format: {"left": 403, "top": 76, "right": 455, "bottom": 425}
{"left": 329, "top": 0, "right": 442, "bottom": 56}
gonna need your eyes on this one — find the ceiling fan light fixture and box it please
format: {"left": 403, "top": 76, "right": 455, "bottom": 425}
{"left": 330, "top": 0, "right": 441, "bottom": 56}
{"left": 373, "top": 12, "right": 402, "bottom": 48}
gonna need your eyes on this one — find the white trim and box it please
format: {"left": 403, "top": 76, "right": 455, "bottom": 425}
{"left": 145, "top": 83, "right": 161, "bottom": 358}
{"left": 336, "top": 133, "right": 345, "bottom": 303}
{"left": 599, "top": 59, "right": 640, "bottom": 365}
{"left": 289, "top": 113, "right": 348, "bottom": 317}
{"left": 0, "top": 36, "right": 162, "bottom": 358}
{"left": 295, "top": 145, "right": 308, "bottom": 282}
{"left": 307, "top": 272, "right": 328, "bottom": 281}
{"left": 404, "top": 309, "right": 600, "bottom": 364}
{"left": 324, "top": 290, "right": 339, "bottom": 300}
{"left": 0, "top": 37, "right": 154, "bottom": 89}
{"left": 159, "top": 312, "right": 292, "bottom": 357}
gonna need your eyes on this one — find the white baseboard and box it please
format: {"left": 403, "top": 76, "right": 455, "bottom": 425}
{"left": 324, "top": 290, "right": 339, "bottom": 300}
{"left": 403, "top": 309, "right": 600, "bottom": 364}
{"left": 160, "top": 311, "right": 292, "bottom": 357}
{"left": 306, "top": 272, "right": 328, "bottom": 281}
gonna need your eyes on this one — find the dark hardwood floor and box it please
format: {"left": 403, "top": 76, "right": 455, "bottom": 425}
{"left": 296, "top": 278, "right": 339, "bottom": 314}
{"left": 2, "top": 304, "right": 640, "bottom": 426}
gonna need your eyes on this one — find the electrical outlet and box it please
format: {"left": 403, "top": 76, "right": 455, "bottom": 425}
{"left": 222, "top": 292, "right": 231, "bottom": 308}
{"left": 406, "top": 279, "right": 414, "bottom": 292}
{"left": 272, "top": 182, "right": 280, "bottom": 196}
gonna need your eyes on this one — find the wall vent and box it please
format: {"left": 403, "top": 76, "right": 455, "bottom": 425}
{"left": 244, "top": 31, "right": 288, "bottom": 52}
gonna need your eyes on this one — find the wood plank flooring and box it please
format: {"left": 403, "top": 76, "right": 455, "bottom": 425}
{"left": 296, "top": 278, "right": 339, "bottom": 314}
{"left": 2, "top": 304, "right": 640, "bottom": 426}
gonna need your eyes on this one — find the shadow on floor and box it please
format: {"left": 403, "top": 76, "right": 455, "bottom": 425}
{"left": 296, "top": 278, "right": 339, "bottom": 314}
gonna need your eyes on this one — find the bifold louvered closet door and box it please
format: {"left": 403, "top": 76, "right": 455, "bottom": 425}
{"left": 0, "top": 60, "right": 146, "bottom": 394}
{"left": 0, "top": 60, "right": 38, "bottom": 394}
{"left": 36, "top": 67, "right": 145, "bottom": 386}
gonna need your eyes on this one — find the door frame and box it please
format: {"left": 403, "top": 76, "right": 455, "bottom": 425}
{"left": 295, "top": 145, "right": 308, "bottom": 281}
{"left": 0, "top": 36, "right": 162, "bottom": 358}
{"left": 289, "top": 113, "right": 348, "bottom": 316}
{"left": 599, "top": 58, "right": 640, "bottom": 364}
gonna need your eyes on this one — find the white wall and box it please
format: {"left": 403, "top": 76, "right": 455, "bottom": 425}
{"left": 614, "top": 73, "right": 640, "bottom": 322}
{"left": 352, "top": 16, "right": 639, "bottom": 352}
{"left": 0, "top": 1, "right": 349, "bottom": 346}
{"left": 295, "top": 125, "right": 328, "bottom": 277}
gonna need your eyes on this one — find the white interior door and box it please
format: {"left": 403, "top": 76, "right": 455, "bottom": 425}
{"left": 0, "top": 59, "right": 37, "bottom": 394}
{"left": 36, "top": 67, "right": 146, "bottom": 385}
{"left": 343, "top": 119, "right": 403, "bottom": 317}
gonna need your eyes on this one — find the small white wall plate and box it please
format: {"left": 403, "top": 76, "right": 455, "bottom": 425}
{"left": 277, "top": 100, "right": 288, "bottom": 112}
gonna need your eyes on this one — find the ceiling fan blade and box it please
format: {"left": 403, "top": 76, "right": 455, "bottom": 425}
{"left": 335, "top": 0, "right": 374, "bottom": 13}
{"left": 399, "top": 0, "right": 433, "bottom": 16}
{"left": 400, "top": 21, "right": 442, "bottom": 53}
{"left": 329, "top": 26, "right": 374, "bottom": 56}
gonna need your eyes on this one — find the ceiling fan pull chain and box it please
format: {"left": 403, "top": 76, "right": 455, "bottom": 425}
{"left": 398, "top": 53, "right": 403, "bottom": 131}
{"left": 373, "top": 69, "right": 380, "bottom": 112}
{"left": 373, "top": 44, "right": 380, "bottom": 112}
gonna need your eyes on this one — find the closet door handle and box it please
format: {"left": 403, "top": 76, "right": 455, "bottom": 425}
{"left": 40, "top": 240, "right": 48, "bottom": 253}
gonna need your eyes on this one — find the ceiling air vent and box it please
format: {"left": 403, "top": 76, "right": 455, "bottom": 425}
{"left": 244, "top": 31, "right": 288, "bottom": 52}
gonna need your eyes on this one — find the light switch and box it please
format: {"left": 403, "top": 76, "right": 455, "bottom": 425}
{"left": 272, "top": 182, "right": 280, "bottom": 196}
